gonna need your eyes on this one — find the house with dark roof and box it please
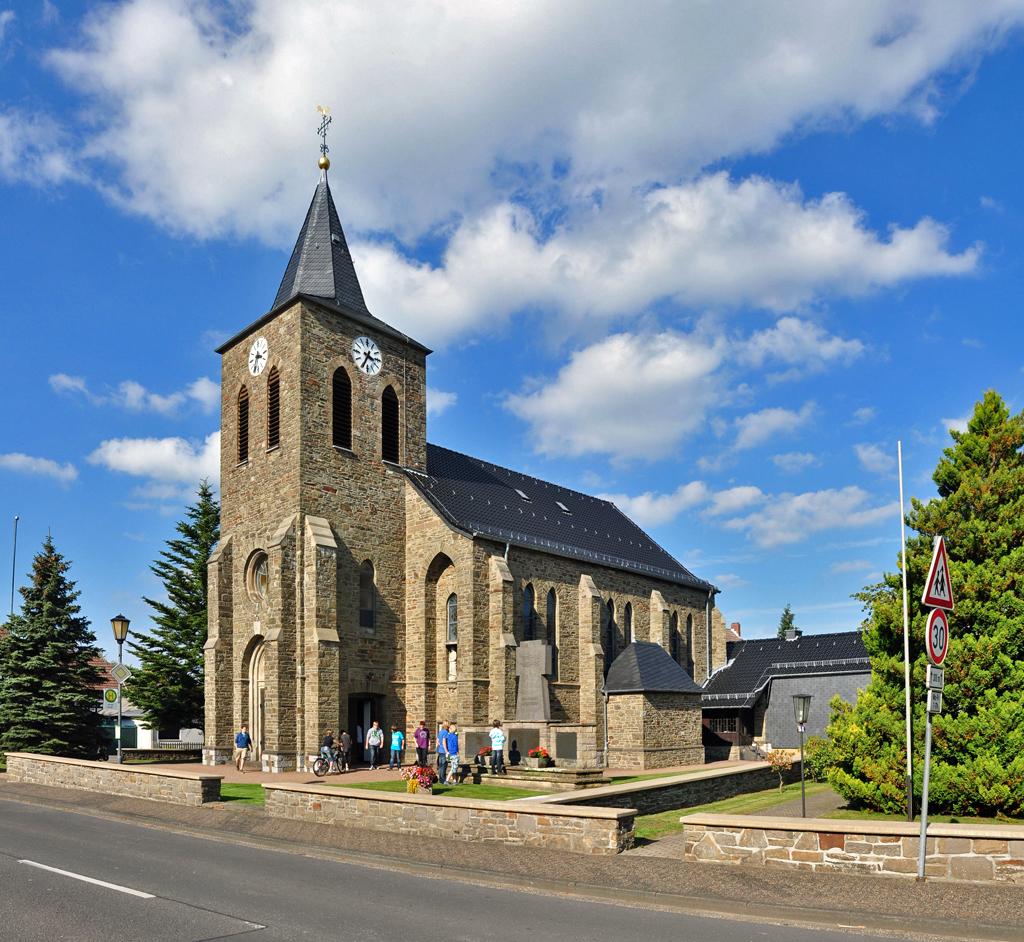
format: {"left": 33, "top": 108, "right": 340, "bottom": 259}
{"left": 203, "top": 155, "right": 725, "bottom": 772}
{"left": 701, "top": 629, "right": 872, "bottom": 758}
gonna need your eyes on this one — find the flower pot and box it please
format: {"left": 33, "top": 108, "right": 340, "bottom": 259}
{"left": 406, "top": 780, "right": 418, "bottom": 794}
{"left": 522, "top": 757, "right": 548, "bottom": 769}
{"left": 416, "top": 785, "right": 433, "bottom": 795}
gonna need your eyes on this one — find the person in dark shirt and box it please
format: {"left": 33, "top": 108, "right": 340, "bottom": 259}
{"left": 339, "top": 730, "right": 352, "bottom": 772}
{"left": 321, "top": 730, "right": 338, "bottom": 767}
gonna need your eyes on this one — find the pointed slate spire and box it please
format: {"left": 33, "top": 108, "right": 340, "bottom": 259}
{"left": 272, "top": 170, "right": 370, "bottom": 315}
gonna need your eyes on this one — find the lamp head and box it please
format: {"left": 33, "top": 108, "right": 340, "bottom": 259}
{"left": 792, "top": 693, "right": 812, "bottom": 726}
{"left": 111, "top": 614, "right": 131, "bottom": 644}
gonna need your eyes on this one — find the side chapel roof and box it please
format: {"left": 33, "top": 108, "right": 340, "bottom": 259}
{"left": 702, "top": 630, "right": 870, "bottom": 708}
{"left": 603, "top": 641, "right": 705, "bottom": 694}
{"left": 405, "top": 445, "right": 715, "bottom": 591}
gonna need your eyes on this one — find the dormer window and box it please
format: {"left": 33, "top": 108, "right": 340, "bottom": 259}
{"left": 556, "top": 501, "right": 570, "bottom": 514}
{"left": 515, "top": 488, "right": 531, "bottom": 502}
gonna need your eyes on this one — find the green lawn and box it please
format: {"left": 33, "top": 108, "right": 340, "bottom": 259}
{"left": 219, "top": 782, "right": 265, "bottom": 806}
{"left": 634, "top": 781, "right": 832, "bottom": 841}
{"left": 341, "top": 780, "right": 552, "bottom": 800}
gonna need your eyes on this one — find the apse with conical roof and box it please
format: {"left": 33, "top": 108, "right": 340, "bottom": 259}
{"left": 272, "top": 168, "right": 370, "bottom": 315}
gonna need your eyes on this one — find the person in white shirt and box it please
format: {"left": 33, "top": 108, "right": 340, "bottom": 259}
{"left": 488, "top": 720, "right": 506, "bottom": 774}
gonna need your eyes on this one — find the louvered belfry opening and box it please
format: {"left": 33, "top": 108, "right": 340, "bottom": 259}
{"left": 333, "top": 367, "right": 352, "bottom": 449}
{"left": 237, "top": 386, "right": 249, "bottom": 462}
{"left": 267, "top": 367, "right": 280, "bottom": 449}
{"left": 381, "top": 385, "right": 399, "bottom": 463}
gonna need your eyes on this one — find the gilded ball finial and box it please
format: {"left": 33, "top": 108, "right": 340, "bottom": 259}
{"left": 319, "top": 155, "right": 330, "bottom": 170}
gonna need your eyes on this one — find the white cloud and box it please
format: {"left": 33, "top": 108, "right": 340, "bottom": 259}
{"left": 733, "top": 402, "right": 816, "bottom": 452}
{"left": 507, "top": 330, "right": 727, "bottom": 460}
{"left": 88, "top": 432, "right": 220, "bottom": 484}
{"left": 600, "top": 481, "right": 711, "bottom": 528}
{"left": 724, "top": 487, "right": 898, "bottom": 548}
{"left": 942, "top": 413, "right": 972, "bottom": 433}
{"left": 855, "top": 442, "right": 896, "bottom": 475}
{"left": 29, "top": 1, "right": 1024, "bottom": 243}
{"left": 772, "top": 452, "right": 817, "bottom": 472}
{"left": 849, "top": 406, "right": 876, "bottom": 425}
{"left": 980, "top": 195, "right": 1004, "bottom": 211}
{"left": 0, "top": 107, "right": 77, "bottom": 186}
{"left": 0, "top": 452, "right": 77, "bottom": 485}
{"left": 828, "top": 559, "right": 876, "bottom": 574}
{"left": 714, "top": 573, "right": 752, "bottom": 590}
{"left": 707, "top": 486, "right": 765, "bottom": 516}
{"left": 0, "top": 10, "right": 14, "bottom": 41}
{"left": 360, "top": 176, "right": 978, "bottom": 346}
{"left": 50, "top": 374, "right": 220, "bottom": 415}
{"left": 426, "top": 387, "right": 457, "bottom": 417}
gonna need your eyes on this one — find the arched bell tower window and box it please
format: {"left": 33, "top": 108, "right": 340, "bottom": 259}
{"left": 381, "top": 385, "right": 400, "bottom": 464}
{"left": 623, "top": 602, "right": 633, "bottom": 644}
{"left": 267, "top": 367, "right": 280, "bottom": 449}
{"left": 237, "top": 387, "right": 249, "bottom": 463}
{"left": 333, "top": 367, "right": 352, "bottom": 450}
{"left": 359, "top": 560, "right": 375, "bottom": 631}
{"left": 685, "top": 613, "right": 694, "bottom": 678}
{"left": 523, "top": 584, "right": 535, "bottom": 641}
{"left": 446, "top": 593, "right": 458, "bottom": 643}
{"left": 670, "top": 612, "right": 680, "bottom": 663}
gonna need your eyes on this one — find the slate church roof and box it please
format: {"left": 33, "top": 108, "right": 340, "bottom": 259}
{"left": 702, "top": 630, "right": 870, "bottom": 708}
{"left": 405, "top": 444, "right": 714, "bottom": 591}
{"left": 603, "top": 642, "right": 705, "bottom": 695}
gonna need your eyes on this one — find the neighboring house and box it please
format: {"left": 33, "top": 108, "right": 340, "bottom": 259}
{"left": 701, "top": 629, "right": 871, "bottom": 759}
{"left": 89, "top": 657, "right": 153, "bottom": 751}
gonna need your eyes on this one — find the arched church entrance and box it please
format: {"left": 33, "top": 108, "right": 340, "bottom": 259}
{"left": 347, "top": 695, "right": 381, "bottom": 765}
{"left": 249, "top": 639, "right": 267, "bottom": 764}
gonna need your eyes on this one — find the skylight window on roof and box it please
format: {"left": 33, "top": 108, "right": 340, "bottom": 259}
{"left": 515, "top": 489, "right": 531, "bottom": 502}
{"left": 556, "top": 501, "right": 571, "bottom": 514}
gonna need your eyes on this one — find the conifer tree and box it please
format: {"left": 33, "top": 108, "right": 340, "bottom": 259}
{"left": 126, "top": 482, "right": 219, "bottom": 733}
{"left": 828, "top": 391, "right": 1024, "bottom": 816}
{"left": 0, "top": 536, "right": 105, "bottom": 757}
{"left": 777, "top": 604, "right": 795, "bottom": 639}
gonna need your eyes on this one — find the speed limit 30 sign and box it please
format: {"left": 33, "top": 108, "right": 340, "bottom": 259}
{"left": 926, "top": 608, "right": 949, "bottom": 666}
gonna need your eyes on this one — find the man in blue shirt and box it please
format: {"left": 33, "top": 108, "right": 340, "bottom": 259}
{"left": 436, "top": 721, "right": 450, "bottom": 785}
{"left": 234, "top": 725, "right": 253, "bottom": 773}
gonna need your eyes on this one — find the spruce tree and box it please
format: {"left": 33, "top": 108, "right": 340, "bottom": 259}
{"left": 126, "top": 481, "right": 219, "bottom": 733}
{"left": 0, "top": 536, "right": 105, "bottom": 757}
{"left": 777, "top": 604, "right": 795, "bottom": 639}
{"left": 828, "top": 391, "right": 1024, "bottom": 816}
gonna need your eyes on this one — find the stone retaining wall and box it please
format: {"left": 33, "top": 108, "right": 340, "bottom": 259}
{"left": 5, "top": 752, "right": 222, "bottom": 807}
{"left": 682, "top": 813, "right": 1024, "bottom": 883}
{"left": 264, "top": 783, "right": 635, "bottom": 855}
{"left": 525, "top": 761, "right": 800, "bottom": 816}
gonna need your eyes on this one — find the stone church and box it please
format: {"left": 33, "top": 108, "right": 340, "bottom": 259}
{"left": 203, "top": 160, "right": 724, "bottom": 772}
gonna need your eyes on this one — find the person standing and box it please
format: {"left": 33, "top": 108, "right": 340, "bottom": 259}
{"left": 436, "top": 721, "right": 450, "bottom": 786}
{"left": 414, "top": 721, "right": 429, "bottom": 766}
{"left": 388, "top": 725, "right": 404, "bottom": 770}
{"left": 339, "top": 729, "right": 352, "bottom": 772}
{"left": 489, "top": 720, "right": 506, "bottom": 775}
{"left": 234, "top": 725, "right": 253, "bottom": 773}
{"left": 365, "top": 720, "right": 385, "bottom": 770}
{"left": 445, "top": 723, "right": 459, "bottom": 785}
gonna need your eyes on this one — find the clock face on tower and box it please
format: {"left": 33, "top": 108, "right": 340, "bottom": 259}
{"left": 248, "top": 337, "right": 269, "bottom": 376}
{"left": 353, "top": 336, "right": 382, "bottom": 375}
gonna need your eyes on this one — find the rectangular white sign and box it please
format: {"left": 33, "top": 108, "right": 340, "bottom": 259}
{"left": 927, "top": 689, "right": 943, "bottom": 714}
{"left": 927, "top": 666, "right": 944, "bottom": 690}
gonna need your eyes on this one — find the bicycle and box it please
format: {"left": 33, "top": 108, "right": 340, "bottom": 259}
{"left": 313, "top": 750, "right": 344, "bottom": 776}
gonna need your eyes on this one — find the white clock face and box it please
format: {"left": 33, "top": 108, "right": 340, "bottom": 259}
{"left": 353, "top": 336, "right": 382, "bottom": 375}
{"left": 248, "top": 337, "right": 269, "bottom": 376}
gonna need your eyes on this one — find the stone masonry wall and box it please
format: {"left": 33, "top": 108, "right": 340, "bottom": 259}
{"left": 682, "top": 814, "right": 1024, "bottom": 883}
{"left": 5, "top": 753, "right": 222, "bottom": 807}
{"left": 264, "top": 782, "right": 635, "bottom": 854}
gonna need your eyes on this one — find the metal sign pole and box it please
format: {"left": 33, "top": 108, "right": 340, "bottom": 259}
{"left": 917, "top": 709, "right": 933, "bottom": 880}
{"left": 898, "top": 442, "right": 913, "bottom": 821}
{"left": 116, "top": 640, "right": 123, "bottom": 765}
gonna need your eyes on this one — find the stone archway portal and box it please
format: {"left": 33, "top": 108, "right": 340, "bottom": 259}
{"left": 249, "top": 639, "right": 266, "bottom": 764}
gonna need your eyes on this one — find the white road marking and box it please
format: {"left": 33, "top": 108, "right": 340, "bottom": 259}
{"left": 18, "top": 860, "right": 155, "bottom": 898}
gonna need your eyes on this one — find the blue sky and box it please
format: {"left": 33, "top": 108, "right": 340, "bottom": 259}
{"left": 3, "top": 2, "right": 1024, "bottom": 661}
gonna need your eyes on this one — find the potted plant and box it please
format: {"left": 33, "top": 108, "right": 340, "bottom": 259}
{"left": 400, "top": 764, "right": 439, "bottom": 794}
{"left": 523, "top": 747, "right": 551, "bottom": 769}
{"left": 476, "top": 746, "right": 492, "bottom": 767}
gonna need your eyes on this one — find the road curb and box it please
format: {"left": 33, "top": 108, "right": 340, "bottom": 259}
{"left": 0, "top": 789, "right": 1018, "bottom": 941}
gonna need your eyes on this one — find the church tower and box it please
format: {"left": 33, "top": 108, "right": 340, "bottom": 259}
{"left": 203, "top": 151, "right": 429, "bottom": 771}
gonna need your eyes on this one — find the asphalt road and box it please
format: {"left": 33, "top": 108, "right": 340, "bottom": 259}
{"left": 0, "top": 799, "right": 924, "bottom": 942}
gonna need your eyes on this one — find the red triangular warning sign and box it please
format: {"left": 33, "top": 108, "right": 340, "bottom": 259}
{"left": 921, "top": 536, "right": 954, "bottom": 611}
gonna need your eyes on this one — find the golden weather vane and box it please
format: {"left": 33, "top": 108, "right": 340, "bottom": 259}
{"left": 317, "top": 105, "right": 332, "bottom": 170}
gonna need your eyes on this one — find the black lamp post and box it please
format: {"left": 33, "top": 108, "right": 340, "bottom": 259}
{"left": 111, "top": 614, "right": 130, "bottom": 764}
{"left": 792, "top": 693, "right": 812, "bottom": 817}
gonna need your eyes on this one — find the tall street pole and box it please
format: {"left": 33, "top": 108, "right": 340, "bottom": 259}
{"left": 117, "top": 638, "right": 123, "bottom": 766}
{"left": 10, "top": 515, "right": 18, "bottom": 616}
{"left": 898, "top": 442, "right": 913, "bottom": 821}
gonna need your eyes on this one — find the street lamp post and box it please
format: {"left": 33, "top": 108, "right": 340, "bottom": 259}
{"left": 792, "top": 694, "right": 812, "bottom": 818}
{"left": 111, "top": 614, "right": 130, "bottom": 764}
